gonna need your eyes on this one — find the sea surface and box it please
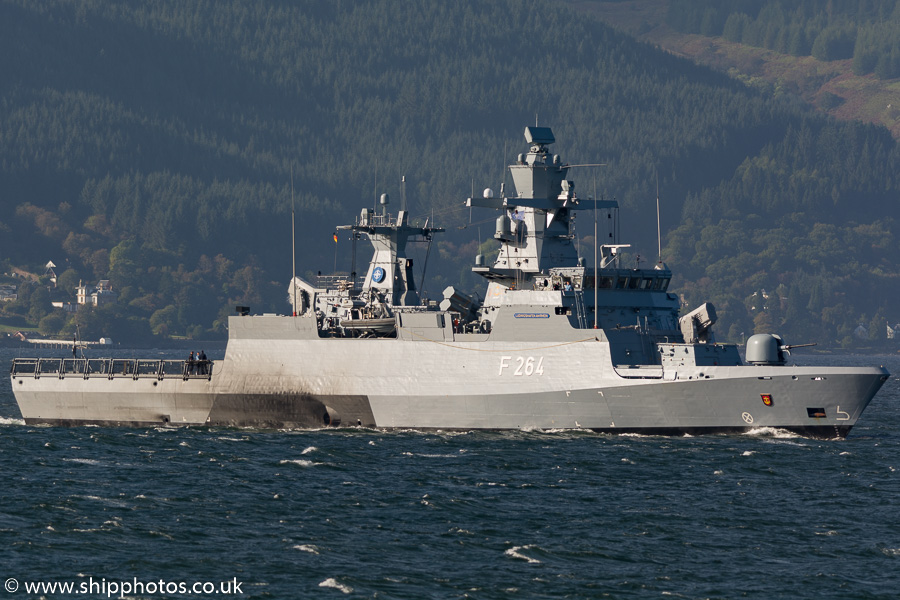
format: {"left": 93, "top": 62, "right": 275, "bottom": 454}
{"left": 1, "top": 346, "right": 899, "bottom": 599}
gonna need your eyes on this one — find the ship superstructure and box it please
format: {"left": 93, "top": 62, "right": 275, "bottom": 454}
{"left": 10, "top": 127, "right": 888, "bottom": 437}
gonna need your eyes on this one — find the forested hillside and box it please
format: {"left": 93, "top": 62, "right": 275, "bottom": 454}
{"left": 1, "top": 0, "right": 899, "bottom": 348}
{"left": 667, "top": 0, "right": 900, "bottom": 78}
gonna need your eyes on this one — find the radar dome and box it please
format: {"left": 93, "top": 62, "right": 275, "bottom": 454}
{"left": 483, "top": 188, "right": 494, "bottom": 199}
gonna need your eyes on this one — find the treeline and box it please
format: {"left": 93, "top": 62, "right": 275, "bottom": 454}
{"left": 663, "top": 115, "right": 900, "bottom": 347}
{"left": 667, "top": 0, "right": 900, "bottom": 78}
{"left": 1, "top": 0, "right": 899, "bottom": 347}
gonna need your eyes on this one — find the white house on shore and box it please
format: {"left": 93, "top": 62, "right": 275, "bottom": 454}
{"left": 75, "top": 280, "right": 118, "bottom": 307}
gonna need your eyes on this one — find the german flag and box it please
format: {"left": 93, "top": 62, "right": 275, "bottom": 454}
{"left": 333, "top": 232, "right": 338, "bottom": 243}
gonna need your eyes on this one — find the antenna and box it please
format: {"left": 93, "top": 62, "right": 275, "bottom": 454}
{"left": 656, "top": 169, "right": 662, "bottom": 264}
{"left": 291, "top": 163, "right": 297, "bottom": 316}
{"left": 74, "top": 320, "right": 86, "bottom": 359}
{"left": 401, "top": 175, "right": 407, "bottom": 212}
{"left": 500, "top": 141, "right": 507, "bottom": 192}
{"left": 420, "top": 233, "right": 434, "bottom": 301}
{"left": 593, "top": 175, "right": 598, "bottom": 329}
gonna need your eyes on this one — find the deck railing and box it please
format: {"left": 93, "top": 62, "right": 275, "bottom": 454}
{"left": 9, "top": 358, "right": 213, "bottom": 380}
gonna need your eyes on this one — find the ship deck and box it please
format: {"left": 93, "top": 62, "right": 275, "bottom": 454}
{"left": 10, "top": 357, "right": 213, "bottom": 381}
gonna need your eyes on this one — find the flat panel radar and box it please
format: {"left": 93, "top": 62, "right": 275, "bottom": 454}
{"left": 524, "top": 126, "right": 554, "bottom": 145}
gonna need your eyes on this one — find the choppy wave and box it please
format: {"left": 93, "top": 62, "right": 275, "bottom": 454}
{"left": 402, "top": 452, "right": 461, "bottom": 458}
{"left": 519, "top": 425, "right": 591, "bottom": 434}
{"left": 71, "top": 495, "right": 131, "bottom": 508}
{"left": 279, "top": 459, "right": 316, "bottom": 467}
{"left": 743, "top": 427, "right": 802, "bottom": 438}
{"left": 504, "top": 545, "right": 541, "bottom": 564}
{"left": 318, "top": 578, "right": 352, "bottom": 594}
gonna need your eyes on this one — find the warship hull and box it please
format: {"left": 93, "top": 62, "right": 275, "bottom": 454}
{"left": 10, "top": 126, "right": 890, "bottom": 437}
{"left": 11, "top": 316, "right": 888, "bottom": 438}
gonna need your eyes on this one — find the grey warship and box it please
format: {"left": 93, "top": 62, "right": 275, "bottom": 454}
{"left": 10, "top": 127, "right": 889, "bottom": 437}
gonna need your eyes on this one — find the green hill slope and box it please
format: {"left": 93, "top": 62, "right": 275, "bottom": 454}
{"left": 1, "top": 0, "right": 898, "bottom": 348}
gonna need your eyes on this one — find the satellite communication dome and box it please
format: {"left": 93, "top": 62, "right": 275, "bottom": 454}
{"left": 483, "top": 188, "right": 494, "bottom": 199}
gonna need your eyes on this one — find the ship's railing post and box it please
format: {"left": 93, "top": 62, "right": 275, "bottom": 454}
{"left": 9, "top": 358, "right": 40, "bottom": 379}
{"left": 36, "top": 358, "right": 63, "bottom": 379}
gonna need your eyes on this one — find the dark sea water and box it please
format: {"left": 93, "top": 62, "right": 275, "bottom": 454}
{"left": 1, "top": 347, "right": 899, "bottom": 599}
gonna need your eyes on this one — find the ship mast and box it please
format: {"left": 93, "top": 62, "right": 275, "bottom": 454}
{"left": 337, "top": 205, "right": 444, "bottom": 307}
{"left": 467, "top": 126, "right": 618, "bottom": 283}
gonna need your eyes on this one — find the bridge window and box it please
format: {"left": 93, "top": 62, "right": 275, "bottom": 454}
{"left": 652, "top": 277, "right": 670, "bottom": 291}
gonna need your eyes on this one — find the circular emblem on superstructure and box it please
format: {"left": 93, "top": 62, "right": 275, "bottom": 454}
{"left": 742, "top": 412, "right": 754, "bottom": 424}
{"left": 372, "top": 267, "right": 385, "bottom": 283}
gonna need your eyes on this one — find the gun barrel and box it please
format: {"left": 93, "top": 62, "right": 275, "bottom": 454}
{"left": 782, "top": 342, "right": 817, "bottom": 350}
